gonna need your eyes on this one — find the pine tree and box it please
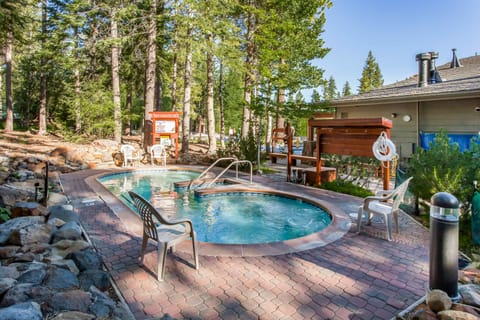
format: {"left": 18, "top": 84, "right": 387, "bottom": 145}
{"left": 341, "top": 81, "right": 352, "bottom": 96}
{"left": 311, "top": 89, "right": 321, "bottom": 103}
{"left": 323, "top": 76, "right": 337, "bottom": 100}
{"left": 359, "top": 50, "right": 384, "bottom": 93}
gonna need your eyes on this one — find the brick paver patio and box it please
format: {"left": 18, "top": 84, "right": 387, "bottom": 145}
{"left": 59, "top": 166, "right": 429, "bottom": 320}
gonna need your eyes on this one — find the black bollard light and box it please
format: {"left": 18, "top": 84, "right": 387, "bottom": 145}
{"left": 429, "top": 192, "right": 460, "bottom": 301}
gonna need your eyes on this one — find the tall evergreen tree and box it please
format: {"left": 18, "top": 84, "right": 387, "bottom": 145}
{"left": 0, "top": 0, "right": 28, "bottom": 131}
{"left": 311, "top": 89, "right": 321, "bottom": 103}
{"left": 323, "top": 76, "right": 336, "bottom": 100}
{"left": 359, "top": 50, "right": 383, "bottom": 93}
{"left": 341, "top": 81, "right": 352, "bottom": 96}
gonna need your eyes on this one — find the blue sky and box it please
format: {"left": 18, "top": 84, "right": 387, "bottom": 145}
{"left": 306, "top": 0, "right": 480, "bottom": 99}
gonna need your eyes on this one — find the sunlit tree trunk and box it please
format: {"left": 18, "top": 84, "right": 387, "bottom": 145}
{"left": 181, "top": 23, "right": 193, "bottom": 153}
{"left": 206, "top": 33, "right": 216, "bottom": 155}
{"left": 38, "top": 0, "right": 48, "bottom": 135}
{"left": 241, "top": 3, "right": 256, "bottom": 138}
{"left": 144, "top": 0, "right": 157, "bottom": 121}
{"left": 5, "top": 32, "right": 14, "bottom": 132}
{"left": 111, "top": 8, "right": 122, "bottom": 143}
{"left": 74, "top": 26, "right": 81, "bottom": 132}
{"left": 218, "top": 59, "right": 225, "bottom": 148}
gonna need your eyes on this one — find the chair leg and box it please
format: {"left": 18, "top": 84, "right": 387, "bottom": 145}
{"left": 157, "top": 242, "right": 168, "bottom": 281}
{"left": 385, "top": 214, "right": 394, "bottom": 241}
{"left": 393, "top": 211, "right": 399, "bottom": 234}
{"left": 356, "top": 206, "right": 364, "bottom": 234}
{"left": 192, "top": 232, "right": 199, "bottom": 270}
{"left": 139, "top": 235, "right": 148, "bottom": 265}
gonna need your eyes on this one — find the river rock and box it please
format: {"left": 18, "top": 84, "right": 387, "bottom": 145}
{"left": 11, "top": 202, "right": 49, "bottom": 218}
{"left": 48, "top": 204, "right": 79, "bottom": 223}
{"left": 8, "top": 222, "right": 54, "bottom": 246}
{"left": 78, "top": 269, "right": 111, "bottom": 291}
{"left": 67, "top": 248, "right": 103, "bottom": 271}
{"left": 52, "top": 221, "right": 83, "bottom": 243}
{"left": 50, "top": 311, "right": 95, "bottom": 320}
{"left": 0, "top": 216, "right": 45, "bottom": 245}
{"left": 50, "top": 290, "right": 91, "bottom": 313}
{"left": 0, "top": 278, "right": 17, "bottom": 296}
{"left": 43, "top": 265, "right": 79, "bottom": 290}
{"left": 459, "top": 284, "right": 480, "bottom": 308}
{"left": 437, "top": 309, "right": 480, "bottom": 320}
{"left": 427, "top": 289, "right": 452, "bottom": 313}
{"left": 17, "top": 267, "right": 47, "bottom": 285}
{"left": 0, "top": 301, "right": 43, "bottom": 320}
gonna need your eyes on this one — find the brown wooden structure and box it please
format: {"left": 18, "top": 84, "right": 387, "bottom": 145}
{"left": 145, "top": 111, "right": 181, "bottom": 160}
{"left": 306, "top": 117, "right": 393, "bottom": 190}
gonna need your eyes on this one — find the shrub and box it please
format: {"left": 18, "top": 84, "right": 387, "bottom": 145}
{"left": 406, "top": 129, "right": 480, "bottom": 212}
{"left": 319, "top": 180, "right": 374, "bottom": 198}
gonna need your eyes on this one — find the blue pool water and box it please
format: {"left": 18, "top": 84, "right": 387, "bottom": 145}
{"left": 98, "top": 170, "right": 331, "bottom": 244}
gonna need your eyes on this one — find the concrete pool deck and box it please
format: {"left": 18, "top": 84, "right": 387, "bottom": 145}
{"left": 59, "top": 165, "right": 429, "bottom": 320}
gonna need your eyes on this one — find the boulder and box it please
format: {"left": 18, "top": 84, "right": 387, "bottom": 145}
{"left": 0, "top": 216, "right": 46, "bottom": 245}
{"left": 459, "top": 284, "right": 480, "bottom": 308}
{"left": 0, "top": 301, "right": 43, "bottom": 320}
{"left": 17, "top": 267, "right": 47, "bottom": 285}
{"left": 67, "top": 248, "right": 103, "bottom": 271}
{"left": 49, "top": 290, "right": 91, "bottom": 313}
{"left": 437, "top": 309, "right": 480, "bottom": 320}
{"left": 51, "top": 221, "right": 83, "bottom": 243}
{"left": 0, "top": 266, "right": 20, "bottom": 279}
{"left": 88, "top": 286, "right": 116, "bottom": 318}
{"left": 50, "top": 239, "right": 90, "bottom": 258}
{"left": 0, "top": 278, "right": 17, "bottom": 296}
{"left": 0, "top": 245, "right": 20, "bottom": 259}
{"left": 78, "top": 269, "right": 111, "bottom": 291}
{"left": 11, "top": 202, "right": 49, "bottom": 218}
{"left": 50, "top": 311, "right": 95, "bottom": 320}
{"left": 43, "top": 265, "right": 79, "bottom": 290}
{"left": 8, "top": 222, "right": 54, "bottom": 246}
{"left": 427, "top": 289, "right": 452, "bottom": 313}
{"left": 48, "top": 205, "right": 79, "bottom": 223}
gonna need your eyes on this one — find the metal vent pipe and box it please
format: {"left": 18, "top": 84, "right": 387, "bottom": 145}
{"left": 416, "top": 52, "right": 431, "bottom": 87}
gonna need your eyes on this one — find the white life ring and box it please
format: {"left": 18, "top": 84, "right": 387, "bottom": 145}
{"left": 372, "top": 132, "right": 396, "bottom": 162}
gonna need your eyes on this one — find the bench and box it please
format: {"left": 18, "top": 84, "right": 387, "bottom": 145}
{"left": 291, "top": 166, "right": 337, "bottom": 185}
{"left": 269, "top": 152, "right": 287, "bottom": 163}
{"left": 269, "top": 153, "right": 320, "bottom": 166}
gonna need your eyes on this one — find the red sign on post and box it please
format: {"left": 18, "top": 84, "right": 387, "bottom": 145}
{"left": 148, "top": 112, "right": 181, "bottom": 160}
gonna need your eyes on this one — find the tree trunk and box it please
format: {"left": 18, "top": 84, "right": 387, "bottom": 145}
{"left": 0, "top": 55, "right": 3, "bottom": 119}
{"left": 5, "top": 32, "right": 14, "bottom": 132}
{"left": 73, "top": 25, "right": 81, "bottom": 132}
{"left": 171, "top": 2, "right": 178, "bottom": 112}
{"left": 126, "top": 86, "right": 132, "bottom": 135}
{"left": 111, "top": 8, "right": 122, "bottom": 143}
{"left": 181, "top": 24, "right": 193, "bottom": 153}
{"left": 74, "top": 65, "right": 81, "bottom": 132}
{"left": 218, "top": 59, "right": 225, "bottom": 148}
{"left": 206, "top": 34, "right": 216, "bottom": 155}
{"left": 38, "top": 0, "right": 48, "bottom": 135}
{"left": 241, "top": 4, "right": 256, "bottom": 138}
{"left": 144, "top": 0, "right": 157, "bottom": 121}
{"left": 276, "top": 87, "right": 285, "bottom": 129}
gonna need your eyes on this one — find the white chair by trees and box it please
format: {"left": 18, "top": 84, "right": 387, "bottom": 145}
{"left": 120, "top": 144, "right": 140, "bottom": 167}
{"left": 150, "top": 144, "right": 167, "bottom": 166}
{"left": 128, "top": 191, "right": 199, "bottom": 281}
{"left": 356, "top": 177, "right": 413, "bottom": 241}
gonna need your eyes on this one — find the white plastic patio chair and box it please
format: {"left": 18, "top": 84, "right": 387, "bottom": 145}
{"left": 128, "top": 191, "right": 199, "bottom": 281}
{"left": 150, "top": 144, "right": 167, "bottom": 166}
{"left": 356, "top": 177, "right": 413, "bottom": 241}
{"left": 120, "top": 144, "right": 140, "bottom": 167}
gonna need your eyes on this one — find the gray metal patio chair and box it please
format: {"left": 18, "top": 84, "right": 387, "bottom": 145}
{"left": 128, "top": 191, "right": 199, "bottom": 281}
{"left": 356, "top": 177, "right": 413, "bottom": 241}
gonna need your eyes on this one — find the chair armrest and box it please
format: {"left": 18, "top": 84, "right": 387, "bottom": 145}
{"left": 165, "top": 219, "right": 194, "bottom": 232}
{"left": 362, "top": 194, "right": 392, "bottom": 208}
{"left": 375, "top": 189, "right": 393, "bottom": 197}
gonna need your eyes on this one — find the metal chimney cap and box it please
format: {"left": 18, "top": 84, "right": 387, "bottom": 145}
{"left": 416, "top": 52, "right": 431, "bottom": 61}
